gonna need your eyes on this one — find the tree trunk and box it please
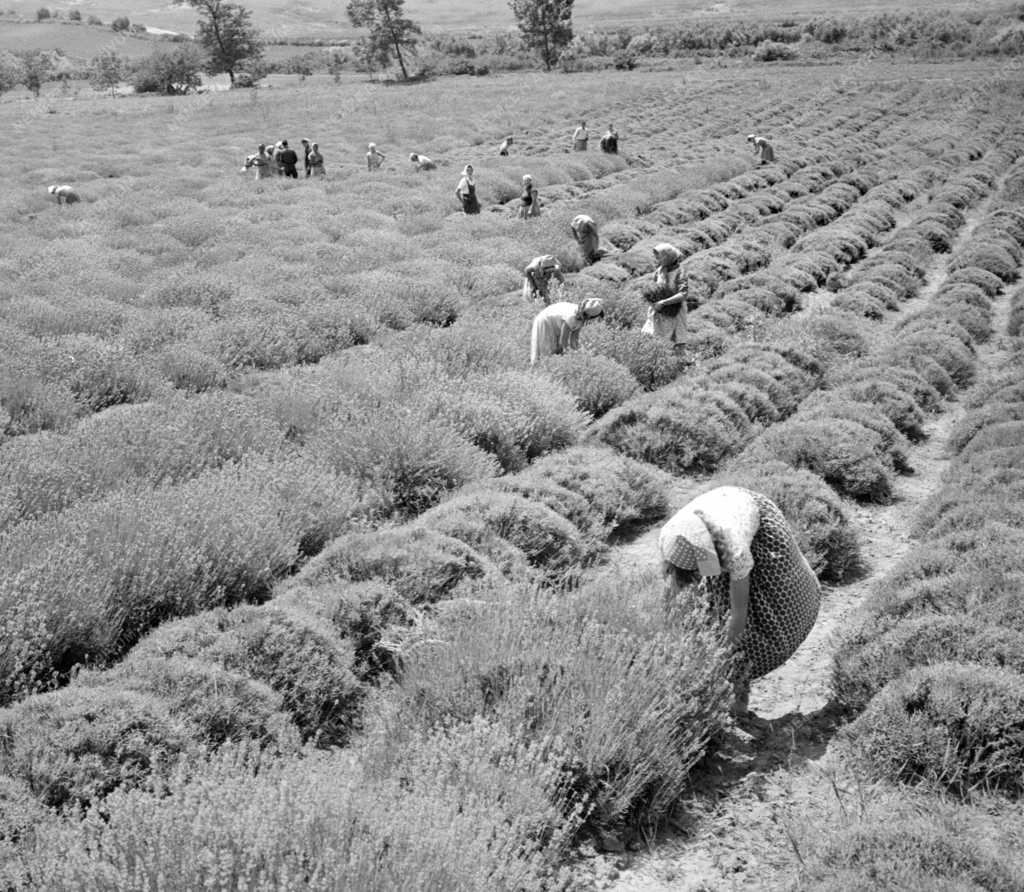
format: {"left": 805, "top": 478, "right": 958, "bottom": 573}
{"left": 382, "top": 5, "right": 409, "bottom": 80}
{"left": 228, "top": 68, "right": 235, "bottom": 85}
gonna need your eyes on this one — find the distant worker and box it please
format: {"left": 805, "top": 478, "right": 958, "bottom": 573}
{"left": 660, "top": 486, "right": 821, "bottom": 718}
{"left": 572, "top": 120, "right": 590, "bottom": 152}
{"left": 272, "top": 142, "right": 285, "bottom": 176}
{"left": 308, "top": 142, "right": 325, "bottom": 177}
{"left": 409, "top": 152, "right": 437, "bottom": 171}
{"left": 301, "top": 138, "right": 312, "bottom": 177}
{"left": 47, "top": 184, "right": 80, "bottom": 206}
{"left": 243, "top": 144, "right": 274, "bottom": 181}
{"left": 455, "top": 164, "right": 480, "bottom": 214}
{"left": 747, "top": 134, "right": 774, "bottom": 165}
{"left": 366, "top": 142, "right": 386, "bottom": 171}
{"left": 571, "top": 214, "right": 604, "bottom": 265}
{"left": 278, "top": 140, "right": 299, "bottom": 179}
{"left": 530, "top": 298, "right": 605, "bottom": 365}
{"left": 600, "top": 124, "right": 619, "bottom": 154}
{"left": 519, "top": 174, "right": 540, "bottom": 219}
{"left": 499, "top": 135, "right": 514, "bottom": 156}
{"left": 522, "top": 254, "right": 565, "bottom": 303}
{"left": 641, "top": 242, "right": 688, "bottom": 344}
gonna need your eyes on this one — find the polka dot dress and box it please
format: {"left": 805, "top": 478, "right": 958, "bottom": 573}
{"left": 704, "top": 491, "right": 820, "bottom": 685}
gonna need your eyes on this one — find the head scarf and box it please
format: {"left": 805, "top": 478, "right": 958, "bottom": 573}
{"left": 660, "top": 509, "right": 722, "bottom": 577}
{"left": 579, "top": 297, "right": 605, "bottom": 319}
{"left": 461, "top": 165, "right": 474, "bottom": 183}
{"left": 746, "top": 134, "right": 756, "bottom": 142}
{"left": 523, "top": 174, "right": 533, "bottom": 183}
{"left": 368, "top": 142, "right": 376, "bottom": 151}
{"left": 653, "top": 242, "right": 683, "bottom": 269}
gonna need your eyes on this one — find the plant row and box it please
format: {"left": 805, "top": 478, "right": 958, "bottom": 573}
{"left": 589, "top": 146, "right": 997, "bottom": 482}
{"left": 829, "top": 197, "right": 1024, "bottom": 798}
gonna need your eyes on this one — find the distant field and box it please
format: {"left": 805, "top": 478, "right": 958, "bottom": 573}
{"left": 0, "top": 21, "right": 159, "bottom": 58}
{"left": 1, "top": 0, "right": 1015, "bottom": 41}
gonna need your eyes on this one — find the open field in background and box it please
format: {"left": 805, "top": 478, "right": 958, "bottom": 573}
{"left": 3, "top": 52, "right": 1024, "bottom": 888}
{"left": 0, "top": 0, "right": 1017, "bottom": 39}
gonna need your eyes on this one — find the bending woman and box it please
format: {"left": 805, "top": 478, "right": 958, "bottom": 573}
{"left": 570, "top": 214, "right": 604, "bottom": 265}
{"left": 530, "top": 298, "right": 604, "bottom": 364}
{"left": 659, "top": 486, "right": 820, "bottom": 717}
{"left": 522, "top": 254, "right": 565, "bottom": 303}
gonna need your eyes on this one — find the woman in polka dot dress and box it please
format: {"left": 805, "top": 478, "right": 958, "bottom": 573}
{"left": 659, "top": 485, "right": 820, "bottom": 717}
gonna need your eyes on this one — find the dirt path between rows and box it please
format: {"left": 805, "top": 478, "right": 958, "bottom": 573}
{"left": 598, "top": 194, "right": 1013, "bottom": 891}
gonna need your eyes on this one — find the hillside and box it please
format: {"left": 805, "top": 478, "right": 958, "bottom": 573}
{"left": 0, "top": 0, "right": 1014, "bottom": 41}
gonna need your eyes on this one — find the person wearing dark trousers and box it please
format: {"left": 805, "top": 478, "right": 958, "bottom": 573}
{"left": 278, "top": 140, "right": 299, "bottom": 179}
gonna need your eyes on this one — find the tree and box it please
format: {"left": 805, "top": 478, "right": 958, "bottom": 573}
{"left": 111, "top": 16, "right": 130, "bottom": 31}
{"left": 90, "top": 50, "right": 123, "bottom": 96}
{"left": 509, "top": 0, "right": 574, "bottom": 71}
{"left": 346, "top": 0, "right": 420, "bottom": 81}
{"left": 131, "top": 44, "right": 203, "bottom": 94}
{"left": 188, "top": 0, "right": 263, "bottom": 86}
{"left": 19, "top": 51, "right": 52, "bottom": 97}
{"left": 0, "top": 52, "right": 24, "bottom": 95}
{"left": 36, "top": 7, "right": 50, "bottom": 21}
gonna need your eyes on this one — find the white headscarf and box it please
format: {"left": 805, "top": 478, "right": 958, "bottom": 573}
{"left": 660, "top": 510, "right": 722, "bottom": 577}
{"left": 653, "top": 242, "right": 683, "bottom": 269}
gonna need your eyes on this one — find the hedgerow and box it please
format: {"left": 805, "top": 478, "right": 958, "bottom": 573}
{"left": 7, "top": 734, "right": 584, "bottom": 890}
{"left": 833, "top": 614, "right": 1024, "bottom": 713}
{"left": 390, "top": 576, "right": 732, "bottom": 836}
{"left": 848, "top": 663, "right": 1024, "bottom": 796}
{"left": 746, "top": 417, "right": 894, "bottom": 502}
{"left": 307, "top": 408, "right": 498, "bottom": 517}
{"left": 127, "top": 605, "right": 364, "bottom": 746}
{"left": 791, "top": 790, "right": 1024, "bottom": 892}
{"left": 580, "top": 323, "right": 684, "bottom": 389}
{"left": 0, "top": 686, "right": 192, "bottom": 810}
{"left": 0, "top": 454, "right": 376, "bottom": 704}
{"left": 418, "top": 490, "right": 593, "bottom": 583}
{"left": 0, "top": 391, "right": 289, "bottom": 528}
{"left": 295, "top": 527, "right": 492, "bottom": 604}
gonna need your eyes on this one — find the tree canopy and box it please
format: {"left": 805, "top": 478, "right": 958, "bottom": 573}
{"left": 188, "top": 0, "right": 263, "bottom": 86}
{"left": 347, "top": 0, "right": 421, "bottom": 81}
{"left": 509, "top": 0, "right": 574, "bottom": 71}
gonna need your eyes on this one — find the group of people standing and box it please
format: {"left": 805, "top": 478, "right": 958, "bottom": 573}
{"left": 244, "top": 139, "right": 325, "bottom": 180}
{"left": 572, "top": 120, "right": 620, "bottom": 154}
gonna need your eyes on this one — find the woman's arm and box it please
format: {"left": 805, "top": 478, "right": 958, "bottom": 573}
{"left": 557, "top": 323, "right": 573, "bottom": 352}
{"left": 654, "top": 289, "right": 687, "bottom": 310}
{"left": 727, "top": 575, "right": 750, "bottom": 645}
{"left": 568, "top": 328, "right": 581, "bottom": 351}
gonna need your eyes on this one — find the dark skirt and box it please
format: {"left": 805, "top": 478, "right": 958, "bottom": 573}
{"left": 461, "top": 185, "right": 480, "bottom": 214}
{"left": 703, "top": 492, "right": 820, "bottom": 685}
